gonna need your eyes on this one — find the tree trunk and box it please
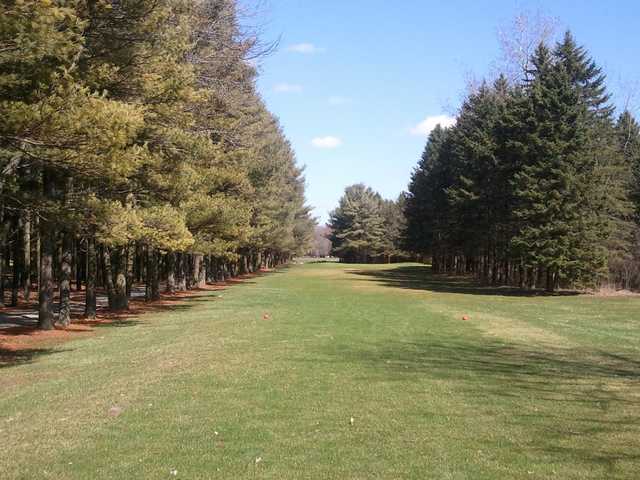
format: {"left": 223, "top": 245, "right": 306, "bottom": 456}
{"left": 22, "top": 210, "right": 31, "bottom": 302}
{"left": 0, "top": 226, "right": 4, "bottom": 308}
{"left": 185, "top": 253, "right": 194, "bottom": 289}
{"left": 35, "top": 215, "right": 40, "bottom": 290}
{"left": 75, "top": 238, "right": 82, "bottom": 291}
{"left": 102, "top": 247, "right": 116, "bottom": 309}
{"left": 38, "top": 222, "right": 55, "bottom": 329}
{"left": 125, "top": 245, "right": 133, "bottom": 298}
{"left": 112, "top": 247, "right": 128, "bottom": 310}
{"left": 146, "top": 247, "right": 160, "bottom": 301}
{"left": 58, "top": 232, "right": 72, "bottom": 327}
{"left": 546, "top": 268, "right": 554, "bottom": 293}
{"left": 193, "top": 253, "right": 206, "bottom": 288}
{"left": 38, "top": 168, "right": 56, "bottom": 329}
{"left": 175, "top": 252, "right": 186, "bottom": 291}
{"left": 151, "top": 251, "right": 160, "bottom": 300}
{"left": 166, "top": 252, "right": 176, "bottom": 293}
{"left": 11, "top": 216, "right": 19, "bottom": 306}
{"left": 85, "top": 237, "right": 97, "bottom": 319}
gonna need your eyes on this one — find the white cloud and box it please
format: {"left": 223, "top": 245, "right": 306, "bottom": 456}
{"left": 273, "top": 83, "right": 303, "bottom": 93}
{"left": 328, "top": 96, "right": 351, "bottom": 106}
{"left": 409, "top": 115, "right": 456, "bottom": 136}
{"left": 312, "top": 136, "right": 342, "bottom": 149}
{"left": 287, "top": 43, "right": 326, "bottom": 54}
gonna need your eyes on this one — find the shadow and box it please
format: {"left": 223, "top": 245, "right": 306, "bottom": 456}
{"left": 349, "top": 265, "right": 580, "bottom": 297}
{"left": 0, "top": 346, "right": 69, "bottom": 368}
{"left": 301, "top": 259, "right": 340, "bottom": 264}
{"left": 84, "top": 319, "right": 144, "bottom": 329}
{"left": 327, "top": 337, "right": 640, "bottom": 388}
{"left": 314, "top": 336, "right": 640, "bottom": 470}
{"left": 0, "top": 270, "right": 275, "bottom": 368}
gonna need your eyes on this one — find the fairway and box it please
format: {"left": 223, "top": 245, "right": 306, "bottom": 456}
{"left": 2, "top": 262, "right": 640, "bottom": 479}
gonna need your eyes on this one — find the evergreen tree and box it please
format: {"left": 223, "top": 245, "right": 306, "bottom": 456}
{"left": 617, "top": 111, "right": 640, "bottom": 218}
{"left": 404, "top": 33, "right": 633, "bottom": 291}
{"left": 612, "top": 111, "right": 640, "bottom": 288}
{"left": 404, "top": 125, "right": 455, "bottom": 271}
{"left": 511, "top": 43, "right": 605, "bottom": 290}
{"left": 329, "top": 184, "right": 387, "bottom": 263}
{"left": 380, "top": 194, "right": 408, "bottom": 262}
{"left": 554, "top": 31, "right": 614, "bottom": 121}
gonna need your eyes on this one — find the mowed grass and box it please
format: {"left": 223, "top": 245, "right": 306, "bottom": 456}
{"left": 2, "top": 262, "right": 640, "bottom": 479}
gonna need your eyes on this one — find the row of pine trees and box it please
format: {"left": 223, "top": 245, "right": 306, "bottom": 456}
{"left": 404, "top": 33, "right": 640, "bottom": 291}
{"left": 0, "top": 0, "right": 315, "bottom": 329}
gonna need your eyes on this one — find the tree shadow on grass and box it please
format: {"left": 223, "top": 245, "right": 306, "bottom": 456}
{"left": 0, "top": 285, "right": 231, "bottom": 369}
{"left": 317, "top": 336, "right": 640, "bottom": 472}
{"left": 0, "top": 346, "right": 70, "bottom": 369}
{"left": 0, "top": 269, "right": 278, "bottom": 370}
{"left": 349, "top": 265, "right": 581, "bottom": 297}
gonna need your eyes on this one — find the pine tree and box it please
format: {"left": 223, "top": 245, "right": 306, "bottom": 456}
{"left": 447, "top": 77, "right": 520, "bottom": 282}
{"left": 380, "top": 194, "right": 408, "bottom": 263}
{"left": 404, "top": 125, "right": 455, "bottom": 271}
{"left": 329, "top": 185, "right": 387, "bottom": 263}
{"left": 617, "top": 111, "right": 640, "bottom": 218}
{"left": 511, "top": 43, "right": 609, "bottom": 290}
{"left": 554, "top": 31, "right": 614, "bottom": 121}
{"left": 613, "top": 111, "right": 640, "bottom": 288}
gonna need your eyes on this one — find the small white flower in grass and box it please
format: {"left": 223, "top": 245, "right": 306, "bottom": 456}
{"left": 214, "top": 431, "right": 219, "bottom": 435}
{"left": 170, "top": 468, "right": 178, "bottom": 476}
{"left": 255, "top": 457, "right": 262, "bottom": 464}
{"left": 349, "top": 417, "right": 354, "bottom": 425}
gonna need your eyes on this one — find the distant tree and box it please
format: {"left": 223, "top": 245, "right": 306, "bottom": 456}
{"left": 310, "top": 226, "right": 332, "bottom": 257}
{"left": 380, "top": 194, "right": 408, "bottom": 262}
{"left": 329, "top": 184, "right": 387, "bottom": 263}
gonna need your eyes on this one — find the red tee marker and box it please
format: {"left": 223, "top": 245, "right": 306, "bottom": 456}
{"left": 462, "top": 315, "right": 469, "bottom": 321}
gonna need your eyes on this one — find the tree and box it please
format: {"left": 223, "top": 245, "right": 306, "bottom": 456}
{"left": 612, "top": 111, "right": 640, "bottom": 288}
{"left": 496, "top": 9, "right": 558, "bottom": 84}
{"left": 404, "top": 32, "right": 634, "bottom": 291}
{"left": 1, "top": 0, "right": 314, "bottom": 327}
{"left": 404, "top": 125, "right": 455, "bottom": 270}
{"left": 310, "top": 226, "right": 332, "bottom": 258}
{"left": 379, "top": 194, "right": 408, "bottom": 263}
{"left": 329, "top": 184, "right": 387, "bottom": 263}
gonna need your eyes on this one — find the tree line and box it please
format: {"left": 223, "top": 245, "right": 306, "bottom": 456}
{"left": 0, "top": 0, "right": 315, "bottom": 329}
{"left": 327, "top": 32, "right": 639, "bottom": 291}
{"left": 404, "top": 32, "right": 640, "bottom": 291}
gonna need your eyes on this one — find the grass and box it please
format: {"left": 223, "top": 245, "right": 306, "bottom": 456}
{"left": 1, "top": 262, "right": 640, "bottom": 479}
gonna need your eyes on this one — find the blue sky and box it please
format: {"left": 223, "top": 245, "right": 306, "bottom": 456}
{"left": 252, "top": 0, "right": 640, "bottom": 223}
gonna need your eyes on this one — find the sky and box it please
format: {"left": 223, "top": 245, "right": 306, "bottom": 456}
{"left": 250, "top": 0, "right": 640, "bottom": 224}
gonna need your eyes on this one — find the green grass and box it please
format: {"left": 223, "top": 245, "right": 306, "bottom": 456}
{"left": 2, "top": 262, "right": 640, "bottom": 479}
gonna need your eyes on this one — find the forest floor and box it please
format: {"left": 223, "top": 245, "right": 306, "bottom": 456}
{"left": 1, "top": 262, "right": 640, "bottom": 479}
